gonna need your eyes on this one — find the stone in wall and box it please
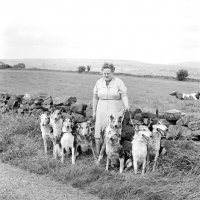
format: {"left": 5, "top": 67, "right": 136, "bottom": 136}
{"left": 176, "top": 115, "right": 200, "bottom": 126}
{"left": 71, "top": 112, "right": 85, "bottom": 123}
{"left": 70, "top": 103, "right": 87, "bottom": 115}
{"left": 166, "top": 125, "right": 192, "bottom": 140}
{"left": 191, "top": 130, "right": 200, "bottom": 137}
{"left": 43, "top": 96, "right": 53, "bottom": 105}
{"left": 163, "top": 109, "right": 186, "bottom": 121}
{"left": 188, "top": 120, "right": 200, "bottom": 131}
{"left": 134, "top": 113, "right": 144, "bottom": 122}
{"left": 64, "top": 96, "right": 77, "bottom": 106}
{"left": 159, "top": 119, "right": 174, "bottom": 127}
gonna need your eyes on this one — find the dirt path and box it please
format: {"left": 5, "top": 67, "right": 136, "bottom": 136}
{"left": 0, "top": 162, "right": 101, "bottom": 200}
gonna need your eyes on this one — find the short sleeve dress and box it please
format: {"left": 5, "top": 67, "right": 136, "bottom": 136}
{"left": 93, "top": 76, "right": 129, "bottom": 138}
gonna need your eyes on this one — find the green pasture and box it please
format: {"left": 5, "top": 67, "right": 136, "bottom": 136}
{"left": 0, "top": 69, "right": 200, "bottom": 200}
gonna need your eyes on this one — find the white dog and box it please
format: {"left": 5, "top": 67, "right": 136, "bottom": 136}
{"left": 50, "top": 109, "right": 63, "bottom": 158}
{"left": 131, "top": 125, "right": 149, "bottom": 175}
{"left": 40, "top": 112, "right": 54, "bottom": 155}
{"left": 60, "top": 117, "right": 76, "bottom": 164}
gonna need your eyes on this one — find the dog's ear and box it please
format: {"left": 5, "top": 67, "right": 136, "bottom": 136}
{"left": 134, "top": 125, "right": 140, "bottom": 132}
{"left": 61, "top": 115, "right": 65, "bottom": 121}
{"left": 46, "top": 111, "right": 51, "bottom": 116}
{"left": 147, "top": 118, "right": 152, "bottom": 126}
{"left": 50, "top": 106, "right": 55, "bottom": 114}
{"left": 118, "top": 116, "right": 123, "bottom": 123}
{"left": 110, "top": 115, "right": 114, "bottom": 121}
{"left": 76, "top": 123, "right": 81, "bottom": 129}
{"left": 70, "top": 116, "right": 75, "bottom": 122}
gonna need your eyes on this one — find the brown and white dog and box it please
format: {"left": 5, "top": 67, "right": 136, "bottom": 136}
{"left": 105, "top": 123, "right": 125, "bottom": 173}
{"left": 50, "top": 109, "right": 63, "bottom": 158}
{"left": 98, "top": 114, "right": 124, "bottom": 162}
{"left": 147, "top": 122, "right": 168, "bottom": 171}
{"left": 60, "top": 117, "right": 77, "bottom": 164}
{"left": 99, "top": 115, "right": 125, "bottom": 173}
{"left": 170, "top": 91, "right": 200, "bottom": 100}
{"left": 75, "top": 121, "right": 97, "bottom": 163}
{"left": 40, "top": 112, "right": 54, "bottom": 155}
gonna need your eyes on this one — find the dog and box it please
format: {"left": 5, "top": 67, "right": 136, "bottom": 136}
{"left": 75, "top": 121, "right": 97, "bottom": 163}
{"left": 131, "top": 125, "right": 149, "bottom": 175}
{"left": 123, "top": 124, "right": 152, "bottom": 172}
{"left": 98, "top": 114, "right": 124, "bottom": 163}
{"left": 105, "top": 123, "right": 125, "bottom": 173}
{"left": 50, "top": 109, "right": 63, "bottom": 158}
{"left": 40, "top": 112, "right": 54, "bottom": 155}
{"left": 147, "top": 122, "right": 168, "bottom": 171}
{"left": 170, "top": 91, "right": 200, "bottom": 100}
{"left": 60, "top": 117, "right": 77, "bottom": 164}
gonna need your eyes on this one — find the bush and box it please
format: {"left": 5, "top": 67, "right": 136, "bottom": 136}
{"left": 13, "top": 63, "right": 26, "bottom": 69}
{"left": 176, "top": 69, "right": 189, "bottom": 81}
{"left": 87, "top": 65, "right": 91, "bottom": 72}
{"left": 0, "top": 61, "right": 12, "bottom": 69}
{"left": 78, "top": 66, "right": 86, "bottom": 73}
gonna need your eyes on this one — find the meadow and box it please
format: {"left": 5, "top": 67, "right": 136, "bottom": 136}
{"left": 0, "top": 69, "right": 200, "bottom": 200}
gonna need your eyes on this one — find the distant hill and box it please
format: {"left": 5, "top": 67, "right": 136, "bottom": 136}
{"left": 173, "top": 62, "right": 200, "bottom": 68}
{"left": 2, "top": 58, "right": 200, "bottom": 79}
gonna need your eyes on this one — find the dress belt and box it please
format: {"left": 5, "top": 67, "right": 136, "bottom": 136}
{"left": 99, "top": 98, "right": 121, "bottom": 100}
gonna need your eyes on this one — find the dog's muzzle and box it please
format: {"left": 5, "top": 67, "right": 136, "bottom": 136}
{"left": 109, "top": 135, "right": 120, "bottom": 144}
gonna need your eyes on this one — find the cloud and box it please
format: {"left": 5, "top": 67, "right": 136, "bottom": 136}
{"left": 2, "top": 25, "right": 69, "bottom": 47}
{"left": 182, "top": 24, "right": 200, "bottom": 33}
{"left": 179, "top": 39, "right": 200, "bottom": 49}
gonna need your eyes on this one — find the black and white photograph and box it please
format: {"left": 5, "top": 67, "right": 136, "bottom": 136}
{"left": 0, "top": 0, "right": 200, "bottom": 199}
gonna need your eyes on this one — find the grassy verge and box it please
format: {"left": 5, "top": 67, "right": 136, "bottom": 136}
{"left": 0, "top": 114, "right": 200, "bottom": 200}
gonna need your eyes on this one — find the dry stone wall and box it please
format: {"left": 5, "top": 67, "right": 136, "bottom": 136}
{"left": 0, "top": 93, "right": 93, "bottom": 123}
{"left": 1, "top": 93, "right": 200, "bottom": 141}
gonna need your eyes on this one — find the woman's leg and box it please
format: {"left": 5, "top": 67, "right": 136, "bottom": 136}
{"left": 95, "top": 138, "right": 100, "bottom": 156}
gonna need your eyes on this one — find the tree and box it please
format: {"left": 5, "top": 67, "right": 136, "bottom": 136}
{"left": 87, "top": 65, "right": 91, "bottom": 72}
{"left": 13, "top": 63, "right": 26, "bottom": 69}
{"left": 176, "top": 69, "right": 189, "bottom": 81}
{"left": 78, "top": 66, "right": 86, "bottom": 73}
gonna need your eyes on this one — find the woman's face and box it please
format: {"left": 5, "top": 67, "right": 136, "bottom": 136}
{"left": 102, "top": 68, "right": 114, "bottom": 81}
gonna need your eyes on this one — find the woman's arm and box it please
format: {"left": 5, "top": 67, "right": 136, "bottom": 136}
{"left": 93, "top": 94, "right": 99, "bottom": 117}
{"left": 118, "top": 79, "right": 130, "bottom": 110}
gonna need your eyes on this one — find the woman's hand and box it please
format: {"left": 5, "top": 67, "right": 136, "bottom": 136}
{"left": 124, "top": 106, "right": 130, "bottom": 112}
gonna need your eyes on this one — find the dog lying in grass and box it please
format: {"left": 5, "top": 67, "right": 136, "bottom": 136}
{"left": 40, "top": 112, "right": 54, "bottom": 155}
{"left": 75, "top": 121, "right": 97, "bottom": 164}
{"left": 98, "top": 114, "right": 123, "bottom": 163}
{"left": 170, "top": 91, "right": 200, "bottom": 100}
{"left": 60, "top": 117, "right": 77, "bottom": 164}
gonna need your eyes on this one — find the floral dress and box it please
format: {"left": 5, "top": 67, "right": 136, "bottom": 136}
{"left": 93, "top": 76, "right": 129, "bottom": 138}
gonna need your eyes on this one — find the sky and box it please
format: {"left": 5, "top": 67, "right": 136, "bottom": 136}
{"left": 0, "top": 0, "right": 200, "bottom": 64}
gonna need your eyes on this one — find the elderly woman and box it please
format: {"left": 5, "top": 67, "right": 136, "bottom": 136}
{"left": 93, "top": 62, "right": 130, "bottom": 156}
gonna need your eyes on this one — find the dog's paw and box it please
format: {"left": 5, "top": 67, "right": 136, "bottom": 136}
{"left": 95, "top": 160, "right": 99, "bottom": 165}
{"left": 98, "top": 155, "right": 103, "bottom": 161}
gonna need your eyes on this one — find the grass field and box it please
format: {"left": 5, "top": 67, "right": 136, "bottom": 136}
{"left": 0, "top": 69, "right": 200, "bottom": 200}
